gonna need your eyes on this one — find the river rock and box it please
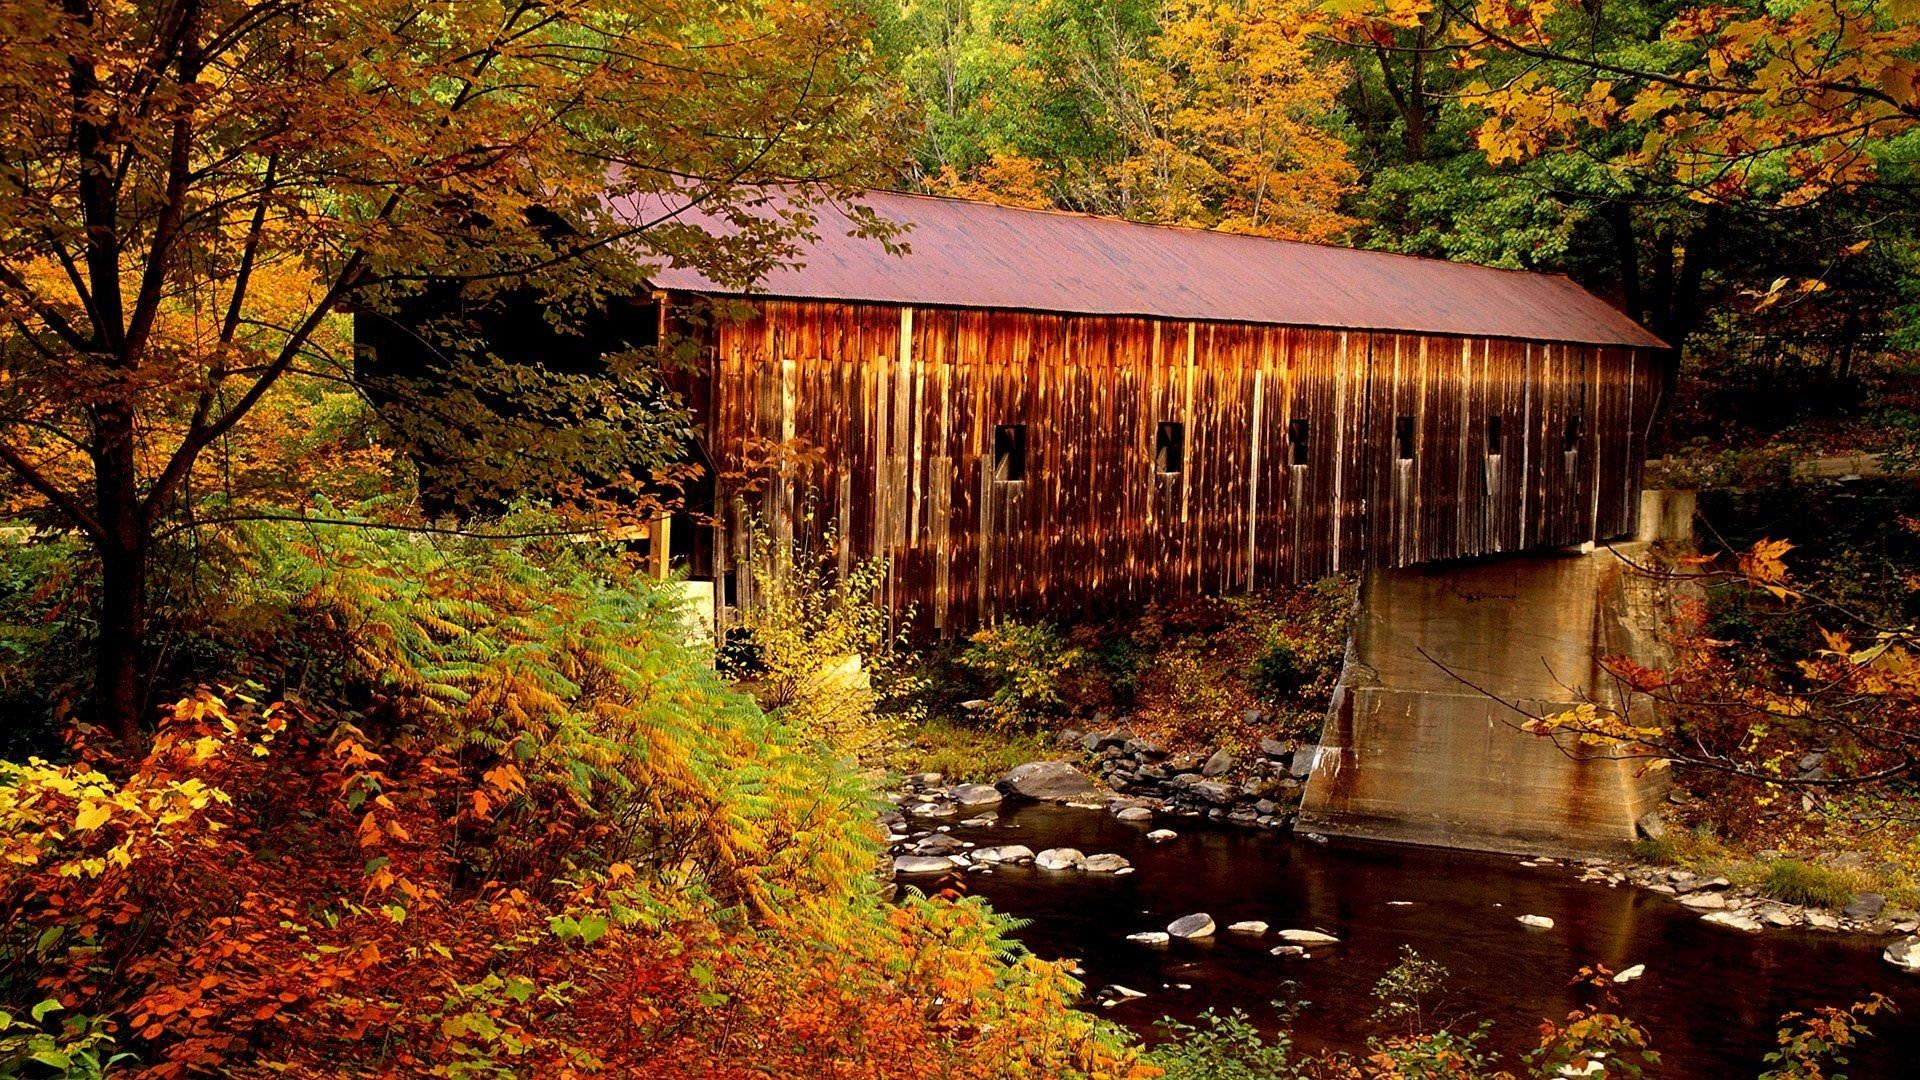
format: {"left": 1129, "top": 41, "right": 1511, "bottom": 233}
{"left": 1116, "top": 806, "right": 1154, "bottom": 822}
{"left": 1845, "top": 892, "right": 1887, "bottom": 919}
{"left": 1613, "top": 964, "right": 1645, "bottom": 983}
{"left": 1202, "top": 749, "right": 1236, "bottom": 776}
{"left": 1517, "top": 914, "right": 1555, "bottom": 930}
{"left": 906, "top": 771, "right": 944, "bottom": 787}
{"left": 1289, "top": 746, "right": 1318, "bottom": 779}
{"left": 913, "top": 833, "right": 967, "bottom": 855}
{"left": 1147, "top": 828, "right": 1178, "bottom": 842}
{"left": 1636, "top": 810, "right": 1667, "bottom": 840}
{"left": 1227, "top": 921, "right": 1269, "bottom": 935}
{"left": 1805, "top": 909, "right": 1841, "bottom": 930}
{"left": 998, "top": 761, "right": 1098, "bottom": 801}
{"left": 1168, "top": 913, "right": 1216, "bottom": 939}
{"left": 1083, "top": 853, "right": 1132, "bottom": 873}
{"left": 971, "top": 844, "right": 1035, "bottom": 864}
{"left": 1259, "top": 737, "right": 1291, "bottom": 759}
{"left": 1269, "top": 945, "right": 1306, "bottom": 957}
{"left": 1275, "top": 929, "right": 1339, "bottom": 945}
{"left": 1125, "top": 738, "right": 1168, "bottom": 758}
{"left": 1192, "top": 780, "right": 1238, "bottom": 805}
{"left": 958, "top": 814, "right": 998, "bottom": 828}
{"left": 1126, "top": 931, "right": 1171, "bottom": 946}
{"left": 1099, "top": 984, "right": 1147, "bottom": 1007}
{"left": 893, "top": 855, "right": 956, "bottom": 875}
{"left": 1034, "top": 847, "right": 1086, "bottom": 871}
{"left": 1679, "top": 891, "right": 1728, "bottom": 910}
{"left": 951, "top": 783, "right": 1004, "bottom": 808}
{"left": 1702, "top": 910, "right": 1764, "bottom": 932}
{"left": 1883, "top": 936, "right": 1920, "bottom": 971}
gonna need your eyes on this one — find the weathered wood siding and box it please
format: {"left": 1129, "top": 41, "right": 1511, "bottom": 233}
{"left": 693, "top": 298, "right": 1661, "bottom": 634}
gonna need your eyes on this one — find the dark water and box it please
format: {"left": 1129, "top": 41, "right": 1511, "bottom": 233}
{"left": 923, "top": 803, "right": 1920, "bottom": 1078}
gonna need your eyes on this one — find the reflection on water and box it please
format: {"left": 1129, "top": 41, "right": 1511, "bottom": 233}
{"left": 921, "top": 803, "right": 1920, "bottom": 1077}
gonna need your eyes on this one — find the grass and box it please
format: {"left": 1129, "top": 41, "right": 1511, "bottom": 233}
{"left": 1753, "top": 859, "right": 1863, "bottom": 910}
{"left": 879, "top": 716, "right": 1056, "bottom": 785}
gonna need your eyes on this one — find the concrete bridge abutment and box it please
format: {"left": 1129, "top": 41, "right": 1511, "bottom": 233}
{"left": 1297, "top": 492, "right": 1693, "bottom": 857}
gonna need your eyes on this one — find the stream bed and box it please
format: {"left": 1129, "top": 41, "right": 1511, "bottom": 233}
{"left": 921, "top": 802, "right": 1920, "bottom": 1077}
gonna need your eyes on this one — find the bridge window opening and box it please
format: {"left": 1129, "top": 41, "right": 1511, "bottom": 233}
{"left": 1395, "top": 415, "right": 1416, "bottom": 460}
{"left": 1288, "top": 418, "right": 1310, "bottom": 466}
{"left": 1155, "top": 421, "right": 1185, "bottom": 474}
{"left": 1486, "top": 414, "right": 1502, "bottom": 456}
{"left": 1562, "top": 413, "right": 1583, "bottom": 453}
{"left": 993, "top": 423, "right": 1027, "bottom": 482}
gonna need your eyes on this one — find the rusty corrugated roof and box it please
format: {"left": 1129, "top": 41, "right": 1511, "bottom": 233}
{"left": 619, "top": 187, "right": 1666, "bottom": 349}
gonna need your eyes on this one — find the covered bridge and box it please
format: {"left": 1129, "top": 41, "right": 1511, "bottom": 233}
{"left": 631, "top": 189, "right": 1669, "bottom": 634}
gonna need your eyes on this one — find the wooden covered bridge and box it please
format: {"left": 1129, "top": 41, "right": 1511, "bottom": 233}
{"left": 631, "top": 190, "right": 1669, "bottom": 635}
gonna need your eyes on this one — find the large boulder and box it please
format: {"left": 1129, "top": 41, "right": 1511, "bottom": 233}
{"left": 1083, "top": 853, "right": 1132, "bottom": 873}
{"left": 893, "top": 855, "right": 957, "bottom": 875}
{"left": 971, "top": 844, "right": 1036, "bottom": 864}
{"left": 1201, "top": 749, "right": 1236, "bottom": 777}
{"left": 998, "top": 761, "right": 1098, "bottom": 801}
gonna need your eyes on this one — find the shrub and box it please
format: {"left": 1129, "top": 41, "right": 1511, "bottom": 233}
{"left": 1370, "top": 945, "right": 1448, "bottom": 1036}
{"left": 0, "top": 536, "right": 89, "bottom": 757}
{"left": 1149, "top": 1007, "right": 1306, "bottom": 1080}
{"left": 731, "top": 527, "right": 913, "bottom": 758}
{"left": 1249, "top": 641, "right": 1309, "bottom": 702}
{"left": 959, "top": 620, "right": 1084, "bottom": 727}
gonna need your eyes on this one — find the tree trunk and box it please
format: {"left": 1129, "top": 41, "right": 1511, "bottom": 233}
{"left": 95, "top": 540, "right": 147, "bottom": 742}
{"left": 1604, "top": 201, "right": 1642, "bottom": 323}
{"left": 92, "top": 398, "right": 148, "bottom": 742}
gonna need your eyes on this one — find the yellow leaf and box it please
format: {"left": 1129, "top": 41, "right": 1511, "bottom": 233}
{"left": 73, "top": 803, "right": 111, "bottom": 832}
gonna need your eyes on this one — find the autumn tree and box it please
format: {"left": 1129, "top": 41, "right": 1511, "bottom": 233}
{"left": 1322, "top": 0, "right": 1919, "bottom": 350}
{"left": 893, "top": 0, "right": 1355, "bottom": 240}
{"left": 0, "top": 0, "right": 896, "bottom": 739}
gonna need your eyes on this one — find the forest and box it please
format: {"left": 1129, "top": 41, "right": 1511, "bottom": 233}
{"left": 0, "top": 0, "right": 1915, "bottom": 1076}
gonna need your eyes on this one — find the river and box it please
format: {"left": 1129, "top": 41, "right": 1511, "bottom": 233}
{"left": 921, "top": 802, "right": 1920, "bottom": 1077}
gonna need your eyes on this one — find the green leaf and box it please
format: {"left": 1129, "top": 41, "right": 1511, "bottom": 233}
{"left": 29, "top": 999, "right": 62, "bottom": 1023}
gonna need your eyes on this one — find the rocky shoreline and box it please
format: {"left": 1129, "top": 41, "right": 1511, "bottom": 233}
{"left": 883, "top": 746, "right": 1920, "bottom": 973}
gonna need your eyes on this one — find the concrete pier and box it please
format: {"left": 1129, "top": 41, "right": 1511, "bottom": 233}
{"left": 1297, "top": 538, "right": 1683, "bottom": 857}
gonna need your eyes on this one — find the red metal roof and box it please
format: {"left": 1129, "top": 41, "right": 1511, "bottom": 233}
{"left": 619, "top": 187, "right": 1666, "bottom": 349}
